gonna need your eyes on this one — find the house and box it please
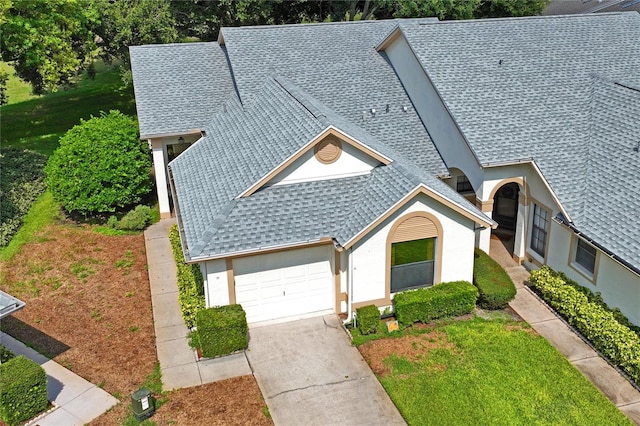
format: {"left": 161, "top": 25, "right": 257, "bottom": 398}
{"left": 130, "top": 12, "right": 640, "bottom": 325}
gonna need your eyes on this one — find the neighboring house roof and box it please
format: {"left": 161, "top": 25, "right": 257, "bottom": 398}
{"left": 395, "top": 12, "right": 640, "bottom": 271}
{"left": 129, "top": 42, "right": 235, "bottom": 138}
{"left": 220, "top": 19, "right": 448, "bottom": 175}
{"left": 169, "top": 76, "right": 490, "bottom": 261}
{"left": 543, "top": 0, "right": 640, "bottom": 15}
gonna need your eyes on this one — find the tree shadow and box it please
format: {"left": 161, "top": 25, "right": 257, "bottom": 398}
{"left": 0, "top": 316, "right": 70, "bottom": 359}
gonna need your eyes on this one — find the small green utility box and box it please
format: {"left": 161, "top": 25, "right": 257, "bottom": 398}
{"left": 131, "top": 387, "right": 155, "bottom": 421}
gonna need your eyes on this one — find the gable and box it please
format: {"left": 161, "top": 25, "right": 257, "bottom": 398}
{"left": 241, "top": 127, "right": 391, "bottom": 197}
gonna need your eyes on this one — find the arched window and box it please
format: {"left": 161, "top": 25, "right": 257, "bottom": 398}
{"left": 387, "top": 213, "right": 442, "bottom": 293}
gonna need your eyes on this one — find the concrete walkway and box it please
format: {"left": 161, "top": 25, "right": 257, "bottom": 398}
{"left": 490, "top": 239, "right": 640, "bottom": 424}
{"left": 144, "top": 219, "right": 251, "bottom": 391}
{"left": 247, "top": 314, "right": 406, "bottom": 426}
{"left": 1, "top": 332, "right": 118, "bottom": 426}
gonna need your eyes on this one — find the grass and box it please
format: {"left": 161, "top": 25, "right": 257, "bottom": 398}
{"left": 0, "top": 191, "right": 59, "bottom": 262}
{"left": 0, "top": 61, "right": 136, "bottom": 156}
{"left": 0, "top": 61, "right": 42, "bottom": 104}
{"left": 357, "top": 318, "right": 631, "bottom": 425}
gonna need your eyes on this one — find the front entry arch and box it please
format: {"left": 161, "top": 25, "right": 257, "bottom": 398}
{"left": 489, "top": 179, "right": 528, "bottom": 264}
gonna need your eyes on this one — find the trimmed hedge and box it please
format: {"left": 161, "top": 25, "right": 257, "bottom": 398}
{"left": 0, "top": 345, "right": 15, "bottom": 363}
{"left": 356, "top": 305, "right": 380, "bottom": 335}
{"left": 114, "top": 205, "right": 152, "bottom": 231}
{"left": 169, "top": 224, "right": 205, "bottom": 328}
{"left": 529, "top": 266, "right": 640, "bottom": 384}
{"left": 473, "top": 248, "right": 516, "bottom": 309}
{"left": 393, "top": 281, "right": 478, "bottom": 326}
{"left": 196, "top": 305, "right": 248, "bottom": 358}
{"left": 0, "top": 355, "right": 48, "bottom": 426}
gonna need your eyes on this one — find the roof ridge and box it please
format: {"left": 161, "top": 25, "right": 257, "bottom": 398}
{"left": 272, "top": 75, "right": 325, "bottom": 119}
{"left": 221, "top": 17, "right": 437, "bottom": 32}
{"left": 190, "top": 199, "right": 239, "bottom": 258}
{"left": 413, "top": 11, "right": 632, "bottom": 26}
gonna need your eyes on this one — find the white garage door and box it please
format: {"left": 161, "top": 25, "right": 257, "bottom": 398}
{"left": 233, "top": 246, "right": 333, "bottom": 323}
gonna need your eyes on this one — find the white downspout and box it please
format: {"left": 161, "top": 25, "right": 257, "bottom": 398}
{"left": 346, "top": 248, "right": 354, "bottom": 323}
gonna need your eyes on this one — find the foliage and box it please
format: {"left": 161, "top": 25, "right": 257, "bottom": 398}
{"left": 356, "top": 305, "right": 381, "bottom": 335}
{"left": 0, "top": 355, "right": 48, "bottom": 426}
{"left": 113, "top": 205, "right": 152, "bottom": 231}
{"left": 94, "top": 0, "right": 178, "bottom": 65}
{"left": 0, "top": 0, "right": 99, "bottom": 93}
{"left": 0, "top": 69, "right": 7, "bottom": 105}
{"left": 45, "top": 110, "right": 152, "bottom": 215}
{"left": 472, "top": 248, "right": 516, "bottom": 309}
{"left": 0, "top": 345, "right": 15, "bottom": 363}
{"left": 529, "top": 266, "right": 640, "bottom": 384}
{"left": 393, "top": 281, "right": 478, "bottom": 326}
{"left": 0, "top": 148, "right": 47, "bottom": 248}
{"left": 378, "top": 0, "right": 547, "bottom": 20}
{"left": 195, "top": 305, "right": 249, "bottom": 358}
{"left": 367, "top": 318, "right": 630, "bottom": 425}
{"left": 0, "top": 191, "right": 58, "bottom": 262}
{"left": 169, "top": 224, "right": 205, "bottom": 328}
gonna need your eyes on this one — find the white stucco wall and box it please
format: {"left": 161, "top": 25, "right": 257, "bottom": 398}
{"left": 349, "top": 192, "right": 476, "bottom": 307}
{"left": 267, "top": 142, "right": 380, "bottom": 186}
{"left": 546, "top": 223, "right": 640, "bottom": 326}
{"left": 202, "top": 259, "right": 230, "bottom": 307}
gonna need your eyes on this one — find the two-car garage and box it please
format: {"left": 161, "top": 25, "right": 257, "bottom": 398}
{"left": 231, "top": 245, "right": 335, "bottom": 324}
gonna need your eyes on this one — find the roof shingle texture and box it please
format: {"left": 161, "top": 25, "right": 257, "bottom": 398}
{"left": 129, "top": 42, "right": 235, "bottom": 138}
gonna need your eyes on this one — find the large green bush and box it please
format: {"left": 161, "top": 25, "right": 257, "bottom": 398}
{"left": 356, "top": 305, "right": 380, "bottom": 335}
{"left": 196, "top": 305, "right": 248, "bottom": 358}
{"left": 393, "top": 281, "right": 478, "bottom": 326}
{"left": 0, "top": 355, "right": 48, "bottom": 426}
{"left": 169, "top": 224, "right": 205, "bottom": 328}
{"left": 529, "top": 266, "right": 640, "bottom": 384}
{"left": 473, "top": 248, "right": 516, "bottom": 309}
{"left": 45, "top": 110, "right": 152, "bottom": 215}
{"left": 0, "top": 148, "right": 47, "bottom": 247}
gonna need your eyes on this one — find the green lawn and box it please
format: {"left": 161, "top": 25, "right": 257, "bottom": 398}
{"left": 356, "top": 318, "right": 631, "bottom": 425}
{"left": 0, "top": 61, "right": 136, "bottom": 156}
{"left": 0, "top": 61, "right": 42, "bottom": 104}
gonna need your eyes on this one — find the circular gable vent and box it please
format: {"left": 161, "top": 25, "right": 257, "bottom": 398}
{"left": 314, "top": 138, "right": 342, "bottom": 164}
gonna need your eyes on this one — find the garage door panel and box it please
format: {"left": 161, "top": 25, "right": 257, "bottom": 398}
{"left": 233, "top": 247, "right": 333, "bottom": 323}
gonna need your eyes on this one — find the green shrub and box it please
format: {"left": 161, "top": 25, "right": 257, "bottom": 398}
{"left": 0, "top": 148, "right": 47, "bottom": 248}
{"left": 473, "top": 248, "right": 516, "bottom": 309}
{"left": 115, "top": 205, "right": 152, "bottom": 230}
{"left": 356, "top": 305, "right": 380, "bottom": 335}
{"left": 529, "top": 266, "right": 640, "bottom": 384}
{"left": 0, "top": 355, "right": 48, "bottom": 426}
{"left": 393, "top": 281, "right": 478, "bottom": 326}
{"left": 0, "top": 345, "right": 15, "bottom": 363}
{"left": 45, "top": 110, "right": 152, "bottom": 215}
{"left": 169, "top": 224, "right": 205, "bottom": 328}
{"left": 196, "top": 305, "right": 248, "bottom": 358}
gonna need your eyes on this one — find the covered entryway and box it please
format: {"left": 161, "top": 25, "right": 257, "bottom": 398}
{"left": 233, "top": 246, "right": 333, "bottom": 323}
{"left": 491, "top": 182, "right": 520, "bottom": 254}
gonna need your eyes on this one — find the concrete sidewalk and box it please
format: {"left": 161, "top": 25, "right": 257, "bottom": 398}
{"left": 502, "top": 262, "right": 640, "bottom": 424}
{"left": 144, "top": 219, "right": 251, "bottom": 391}
{"left": 1, "top": 332, "right": 118, "bottom": 426}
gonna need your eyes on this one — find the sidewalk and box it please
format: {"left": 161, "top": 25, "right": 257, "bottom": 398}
{"left": 494, "top": 244, "right": 640, "bottom": 424}
{"left": 0, "top": 332, "right": 118, "bottom": 426}
{"left": 144, "top": 219, "right": 251, "bottom": 391}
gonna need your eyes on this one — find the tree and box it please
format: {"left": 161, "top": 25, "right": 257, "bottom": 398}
{"left": 0, "top": 0, "right": 98, "bottom": 93}
{"left": 0, "top": 70, "right": 8, "bottom": 105}
{"left": 45, "top": 110, "right": 152, "bottom": 216}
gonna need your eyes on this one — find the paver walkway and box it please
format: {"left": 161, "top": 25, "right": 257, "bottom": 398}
{"left": 1, "top": 332, "right": 118, "bottom": 426}
{"left": 490, "top": 237, "right": 640, "bottom": 424}
{"left": 144, "top": 219, "right": 251, "bottom": 391}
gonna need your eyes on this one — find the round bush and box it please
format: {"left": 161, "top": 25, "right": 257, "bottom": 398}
{"left": 45, "top": 111, "right": 152, "bottom": 215}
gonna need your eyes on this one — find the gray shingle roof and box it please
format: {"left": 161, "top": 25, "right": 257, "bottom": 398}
{"left": 399, "top": 12, "right": 640, "bottom": 215}
{"left": 170, "top": 76, "right": 488, "bottom": 261}
{"left": 576, "top": 78, "right": 640, "bottom": 270}
{"left": 221, "top": 19, "right": 448, "bottom": 175}
{"left": 129, "top": 42, "right": 235, "bottom": 138}
{"left": 399, "top": 12, "right": 640, "bottom": 271}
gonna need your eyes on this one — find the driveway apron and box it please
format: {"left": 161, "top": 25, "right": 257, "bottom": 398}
{"left": 246, "top": 315, "right": 405, "bottom": 426}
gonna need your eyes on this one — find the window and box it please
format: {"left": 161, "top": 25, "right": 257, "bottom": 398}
{"left": 391, "top": 238, "right": 435, "bottom": 293}
{"left": 530, "top": 204, "right": 548, "bottom": 257}
{"left": 456, "top": 175, "right": 473, "bottom": 193}
{"left": 574, "top": 238, "right": 596, "bottom": 275}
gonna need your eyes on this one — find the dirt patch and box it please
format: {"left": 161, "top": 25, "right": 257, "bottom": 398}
{"left": 0, "top": 223, "right": 155, "bottom": 396}
{"left": 358, "top": 331, "right": 458, "bottom": 376}
{"left": 505, "top": 324, "right": 538, "bottom": 336}
{"left": 92, "top": 376, "right": 273, "bottom": 426}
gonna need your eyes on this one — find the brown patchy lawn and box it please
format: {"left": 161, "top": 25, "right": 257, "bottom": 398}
{"left": 1, "top": 221, "right": 271, "bottom": 425}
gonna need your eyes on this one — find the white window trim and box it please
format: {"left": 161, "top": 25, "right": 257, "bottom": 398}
{"left": 568, "top": 235, "right": 599, "bottom": 283}
{"left": 527, "top": 200, "right": 551, "bottom": 264}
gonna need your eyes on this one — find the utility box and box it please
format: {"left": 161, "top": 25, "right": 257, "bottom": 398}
{"left": 131, "top": 387, "right": 155, "bottom": 421}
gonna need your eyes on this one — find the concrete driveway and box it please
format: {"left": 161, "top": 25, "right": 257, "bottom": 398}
{"left": 246, "top": 315, "right": 406, "bottom": 426}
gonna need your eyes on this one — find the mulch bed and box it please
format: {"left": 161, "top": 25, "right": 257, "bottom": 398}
{"left": 1, "top": 222, "right": 272, "bottom": 425}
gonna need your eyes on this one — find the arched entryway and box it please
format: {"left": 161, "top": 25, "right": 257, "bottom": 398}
{"left": 490, "top": 182, "right": 520, "bottom": 261}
